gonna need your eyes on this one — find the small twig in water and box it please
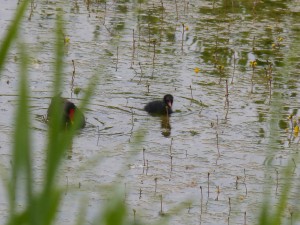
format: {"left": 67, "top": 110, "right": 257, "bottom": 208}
{"left": 228, "top": 197, "right": 231, "bottom": 216}
{"left": 143, "top": 148, "right": 146, "bottom": 166}
{"left": 138, "top": 62, "right": 143, "bottom": 84}
{"left": 146, "top": 82, "right": 150, "bottom": 93}
{"left": 216, "top": 131, "right": 220, "bottom": 156}
{"left": 97, "top": 126, "right": 101, "bottom": 146}
{"left": 28, "top": 0, "right": 36, "bottom": 21}
{"left": 292, "top": 158, "right": 296, "bottom": 169}
{"left": 159, "top": 0, "right": 164, "bottom": 42}
{"left": 225, "top": 79, "right": 229, "bottom": 120}
{"left": 207, "top": 172, "right": 210, "bottom": 198}
{"left": 181, "top": 23, "right": 185, "bottom": 52}
{"left": 188, "top": 203, "right": 191, "bottom": 213}
{"left": 249, "top": 60, "right": 257, "bottom": 93}
{"left": 190, "top": 85, "right": 193, "bottom": 100}
{"left": 243, "top": 169, "right": 248, "bottom": 196}
{"left": 231, "top": 51, "right": 236, "bottom": 84}
{"left": 115, "top": 46, "right": 119, "bottom": 72}
{"left": 151, "top": 39, "right": 156, "bottom": 79}
{"left": 214, "top": 29, "right": 219, "bottom": 67}
{"left": 159, "top": 194, "right": 164, "bottom": 216}
{"left": 131, "top": 29, "right": 136, "bottom": 68}
{"left": 200, "top": 186, "right": 203, "bottom": 214}
{"left": 217, "top": 64, "right": 224, "bottom": 84}
{"left": 225, "top": 80, "right": 229, "bottom": 108}
{"left": 146, "top": 160, "right": 149, "bottom": 175}
{"left": 215, "top": 186, "right": 220, "bottom": 201}
{"left": 130, "top": 107, "right": 134, "bottom": 137}
{"left": 169, "top": 137, "right": 173, "bottom": 156}
{"left": 71, "top": 59, "right": 76, "bottom": 99}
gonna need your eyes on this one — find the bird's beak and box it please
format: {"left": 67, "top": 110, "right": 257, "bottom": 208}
{"left": 167, "top": 101, "right": 172, "bottom": 108}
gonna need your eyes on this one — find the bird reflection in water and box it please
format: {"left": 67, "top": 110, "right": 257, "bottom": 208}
{"left": 144, "top": 94, "right": 174, "bottom": 137}
{"left": 161, "top": 112, "right": 171, "bottom": 137}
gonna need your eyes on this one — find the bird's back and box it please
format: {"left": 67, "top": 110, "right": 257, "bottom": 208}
{"left": 144, "top": 100, "right": 172, "bottom": 115}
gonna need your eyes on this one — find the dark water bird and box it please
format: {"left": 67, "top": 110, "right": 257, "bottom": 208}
{"left": 47, "top": 96, "right": 86, "bottom": 128}
{"left": 144, "top": 94, "right": 174, "bottom": 116}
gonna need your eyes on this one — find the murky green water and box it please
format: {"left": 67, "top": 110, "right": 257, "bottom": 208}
{"left": 1, "top": 0, "right": 300, "bottom": 224}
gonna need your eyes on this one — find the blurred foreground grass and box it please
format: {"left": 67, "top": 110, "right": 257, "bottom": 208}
{"left": 1, "top": 1, "right": 299, "bottom": 225}
{"left": 0, "top": 1, "right": 138, "bottom": 225}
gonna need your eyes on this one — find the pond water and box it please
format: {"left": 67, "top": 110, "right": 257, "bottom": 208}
{"left": 1, "top": 0, "right": 300, "bottom": 224}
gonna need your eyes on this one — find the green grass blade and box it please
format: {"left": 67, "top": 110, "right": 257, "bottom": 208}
{"left": 44, "top": 12, "right": 65, "bottom": 193}
{"left": 258, "top": 22, "right": 300, "bottom": 225}
{"left": 37, "top": 12, "right": 99, "bottom": 225}
{"left": 95, "top": 191, "right": 127, "bottom": 225}
{"left": 30, "top": 13, "right": 67, "bottom": 225}
{"left": 7, "top": 43, "right": 32, "bottom": 225}
{"left": 75, "top": 198, "right": 88, "bottom": 225}
{"left": 0, "top": 0, "right": 30, "bottom": 74}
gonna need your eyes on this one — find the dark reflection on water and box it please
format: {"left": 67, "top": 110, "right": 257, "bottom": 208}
{"left": 161, "top": 115, "right": 171, "bottom": 137}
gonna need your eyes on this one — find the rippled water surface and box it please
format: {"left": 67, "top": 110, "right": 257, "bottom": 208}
{"left": 1, "top": 0, "right": 300, "bottom": 224}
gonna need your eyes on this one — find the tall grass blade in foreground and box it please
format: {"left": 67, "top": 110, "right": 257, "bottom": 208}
{"left": 7, "top": 43, "right": 32, "bottom": 225}
{"left": 258, "top": 25, "right": 300, "bottom": 225}
{"left": 0, "top": 0, "right": 30, "bottom": 74}
{"left": 4, "top": 11, "right": 97, "bottom": 225}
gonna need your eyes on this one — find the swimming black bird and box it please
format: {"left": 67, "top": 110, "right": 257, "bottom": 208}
{"left": 144, "top": 94, "right": 173, "bottom": 116}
